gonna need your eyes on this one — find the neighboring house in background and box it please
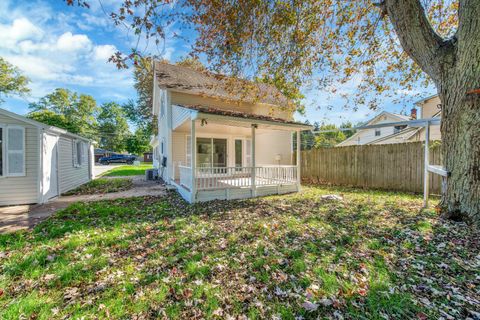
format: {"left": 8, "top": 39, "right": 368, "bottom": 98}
{"left": 337, "top": 111, "right": 412, "bottom": 146}
{"left": 143, "top": 152, "right": 153, "bottom": 163}
{"left": 0, "top": 108, "right": 94, "bottom": 206}
{"left": 94, "top": 148, "right": 114, "bottom": 163}
{"left": 151, "top": 62, "right": 311, "bottom": 203}
{"left": 337, "top": 95, "right": 442, "bottom": 146}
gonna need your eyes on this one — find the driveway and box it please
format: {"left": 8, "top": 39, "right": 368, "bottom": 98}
{"left": 0, "top": 176, "right": 166, "bottom": 233}
{"left": 94, "top": 164, "right": 122, "bottom": 177}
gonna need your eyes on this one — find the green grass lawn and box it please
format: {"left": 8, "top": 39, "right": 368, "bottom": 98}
{"left": 0, "top": 187, "right": 478, "bottom": 319}
{"left": 62, "top": 178, "right": 133, "bottom": 196}
{"left": 101, "top": 163, "right": 153, "bottom": 177}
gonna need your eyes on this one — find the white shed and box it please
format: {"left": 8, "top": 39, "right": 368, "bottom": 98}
{"left": 0, "top": 108, "right": 94, "bottom": 206}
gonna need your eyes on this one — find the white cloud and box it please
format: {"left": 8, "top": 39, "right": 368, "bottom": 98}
{"left": 93, "top": 44, "right": 116, "bottom": 61}
{"left": 0, "top": 0, "right": 136, "bottom": 108}
{"left": 56, "top": 32, "right": 92, "bottom": 52}
{"left": 0, "top": 18, "right": 44, "bottom": 50}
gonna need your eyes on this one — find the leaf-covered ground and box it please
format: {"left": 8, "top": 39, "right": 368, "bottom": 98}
{"left": 0, "top": 187, "right": 478, "bottom": 319}
{"left": 101, "top": 164, "right": 153, "bottom": 177}
{"left": 62, "top": 178, "right": 134, "bottom": 196}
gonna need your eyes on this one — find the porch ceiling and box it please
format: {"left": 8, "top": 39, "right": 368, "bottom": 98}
{"left": 176, "top": 104, "right": 311, "bottom": 131}
{"left": 196, "top": 114, "right": 309, "bottom": 131}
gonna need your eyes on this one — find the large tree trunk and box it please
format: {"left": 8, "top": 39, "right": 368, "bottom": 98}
{"left": 440, "top": 90, "right": 480, "bottom": 223}
{"left": 384, "top": 0, "right": 480, "bottom": 224}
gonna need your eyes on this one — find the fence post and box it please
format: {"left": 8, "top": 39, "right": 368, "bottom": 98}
{"left": 423, "top": 122, "right": 430, "bottom": 208}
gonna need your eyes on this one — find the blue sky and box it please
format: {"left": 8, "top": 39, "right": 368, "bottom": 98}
{"left": 0, "top": 0, "right": 435, "bottom": 125}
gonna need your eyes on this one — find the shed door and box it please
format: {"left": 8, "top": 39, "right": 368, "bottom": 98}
{"left": 43, "top": 133, "right": 59, "bottom": 200}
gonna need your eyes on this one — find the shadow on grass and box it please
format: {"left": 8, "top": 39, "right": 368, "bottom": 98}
{"left": 1, "top": 186, "right": 477, "bottom": 319}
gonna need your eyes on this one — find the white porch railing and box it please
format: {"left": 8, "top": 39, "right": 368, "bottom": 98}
{"left": 255, "top": 165, "right": 298, "bottom": 186}
{"left": 177, "top": 165, "right": 297, "bottom": 191}
{"left": 179, "top": 165, "right": 192, "bottom": 189}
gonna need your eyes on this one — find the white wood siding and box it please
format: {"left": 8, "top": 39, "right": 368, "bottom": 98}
{"left": 338, "top": 115, "right": 399, "bottom": 146}
{"left": 420, "top": 96, "right": 441, "bottom": 119}
{"left": 256, "top": 131, "right": 293, "bottom": 165}
{"left": 57, "top": 136, "right": 90, "bottom": 194}
{"left": 172, "top": 106, "right": 191, "bottom": 130}
{"left": 172, "top": 131, "right": 187, "bottom": 179}
{"left": 0, "top": 114, "right": 40, "bottom": 206}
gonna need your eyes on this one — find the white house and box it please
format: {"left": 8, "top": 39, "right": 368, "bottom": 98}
{"left": 151, "top": 62, "right": 311, "bottom": 203}
{"left": 0, "top": 108, "right": 94, "bottom": 206}
{"left": 337, "top": 111, "right": 412, "bottom": 146}
{"left": 337, "top": 95, "right": 442, "bottom": 146}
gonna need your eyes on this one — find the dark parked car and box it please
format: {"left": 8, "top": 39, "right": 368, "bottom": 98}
{"left": 99, "top": 154, "right": 136, "bottom": 165}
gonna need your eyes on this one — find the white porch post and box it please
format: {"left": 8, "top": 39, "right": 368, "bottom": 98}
{"left": 296, "top": 130, "right": 301, "bottom": 190}
{"left": 191, "top": 119, "right": 196, "bottom": 202}
{"left": 423, "top": 121, "right": 430, "bottom": 208}
{"left": 251, "top": 124, "right": 257, "bottom": 196}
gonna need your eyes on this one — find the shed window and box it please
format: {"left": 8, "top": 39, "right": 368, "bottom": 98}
{"left": 375, "top": 129, "right": 381, "bottom": 137}
{"left": 72, "top": 140, "right": 86, "bottom": 167}
{"left": 3, "top": 126, "right": 25, "bottom": 176}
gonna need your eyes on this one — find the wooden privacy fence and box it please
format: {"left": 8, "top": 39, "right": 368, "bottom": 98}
{"left": 300, "top": 142, "right": 443, "bottom": 194}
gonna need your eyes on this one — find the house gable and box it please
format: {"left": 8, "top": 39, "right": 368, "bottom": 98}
{"left": 337, "top": 111, "right": 410, "bottom": 146}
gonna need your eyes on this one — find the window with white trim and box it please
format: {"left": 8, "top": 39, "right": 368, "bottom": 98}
{"left": 4, "top": 126, "right": 25, "bottom": 176}
{"left": 72, "top": 140, "right": 85, "bottom": 167}
{"left": 375, "top": 129, "right": 381, "bottom": 137}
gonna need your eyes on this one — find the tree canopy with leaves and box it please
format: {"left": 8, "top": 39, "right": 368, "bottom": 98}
{"left": 0, "top": 57, "right": 30, "bottom": 103}
{"left": 97, "top": 102, "right": 130, "bottom": 152}
{"left": 28, "top": 88, "right": 98, "bottom": 139}
{"left": 68, "top": 0, "right": 479, "bottom": 223}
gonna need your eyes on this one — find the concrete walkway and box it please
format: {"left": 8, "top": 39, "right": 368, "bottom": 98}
{"left": 93, "top": 164, "right": 122, "bottom": 177}
{"left": 0, "top": 176, "right": 166, "bottom": 234}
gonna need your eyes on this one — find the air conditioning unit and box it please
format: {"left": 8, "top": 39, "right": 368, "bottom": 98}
{"left": 145, "top": 168, "right": 159, "bottom": 181}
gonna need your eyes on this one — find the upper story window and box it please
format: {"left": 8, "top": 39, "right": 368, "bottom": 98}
{"left": 375, "top": 129, "right": 381, "bottom": 136}
{"left": 394, "top": 125, "right": 407, "bottom": 134}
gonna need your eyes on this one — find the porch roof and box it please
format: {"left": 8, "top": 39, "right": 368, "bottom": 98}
{"left": 179, "top": 104, "right": 312, "bottom": 131}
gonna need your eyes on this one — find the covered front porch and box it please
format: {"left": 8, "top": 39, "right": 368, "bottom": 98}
{"left": 168, "top": 105, "right": 310, "bottom": 203}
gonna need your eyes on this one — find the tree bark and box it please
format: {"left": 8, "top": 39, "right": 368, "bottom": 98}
{"left": 440, "top": 91, "right": 480, "bottom": 223}
{"left": 383, "top": 0, "right": 480, "bottom": 224}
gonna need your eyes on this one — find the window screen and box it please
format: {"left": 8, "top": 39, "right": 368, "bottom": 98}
{"left": 7, "top": 127, "right": 25, "bottom": 176}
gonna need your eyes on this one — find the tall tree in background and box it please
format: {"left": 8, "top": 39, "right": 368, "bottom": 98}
{"left": 125, "top": 124, "right": 152, "bottom": 155}
{"left": 28, "top": 88, "right": 98, "bottom": 139}
{"left": 340, "top": 122, "right": 356, "bottom": 139}
{"left": 0, "top": 57, "right": 30, "bottom": 103}
{"left": 68, "top": 0, "right": 479, "bottom": 223}
{"left": 97, "top": 102, "right": 130, "bottom": 152}
{"left": 315, "top": 124, "right": 347, "bottom": 148}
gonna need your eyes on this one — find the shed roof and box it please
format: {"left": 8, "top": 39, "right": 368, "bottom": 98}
{"left": 154, "top": 62, "right": 292, "bottom": 108}
{"left": 0, "top": 108, "right": 92, "bottom": 142}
